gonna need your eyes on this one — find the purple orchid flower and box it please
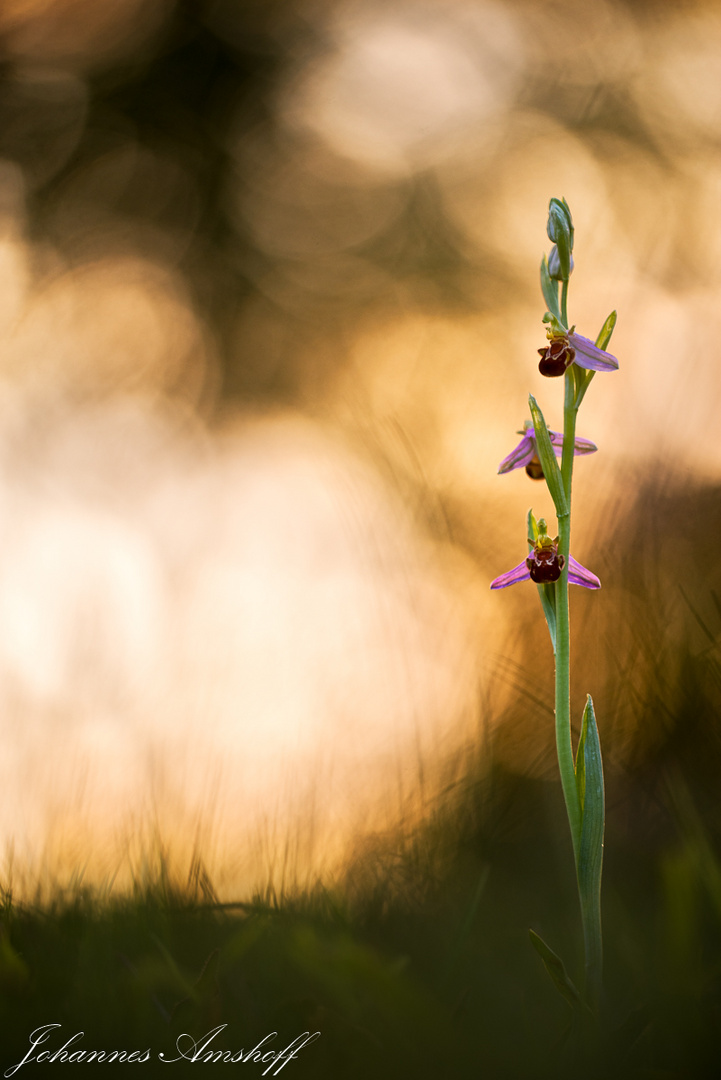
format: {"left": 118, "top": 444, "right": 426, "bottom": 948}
{"left": 498, "top": 423, "right": 597, "bottom": 479}
{"left": 538, "top": 331, "right": 618, "bottom": 378}
{"left": 491, "top": 538, "right": 601, "bottom": 590}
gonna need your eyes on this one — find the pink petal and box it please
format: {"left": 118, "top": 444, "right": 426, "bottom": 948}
{"left": 568, "top": 332, "right": 618, "bottom": 372}
{"left": 490, "top": 560, "right": 531, "bottom": 589}
{"left": 497, "top": 434, "right": 534, "bottom": 474}
{"left": 572, "top": 435, "right": 598, "bottom": 455}
{"left": 548, "top": 429, "right": 596, "bottom": 455}
{"left": 567, "top": 556, "right": 601, "bottom": 589}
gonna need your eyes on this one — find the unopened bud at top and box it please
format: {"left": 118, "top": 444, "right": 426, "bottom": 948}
{"left": 546, "top": 198, "right": 574, "bottom": 281}
{"left": 548, "top": 244, "right": 574, "bottom": 281}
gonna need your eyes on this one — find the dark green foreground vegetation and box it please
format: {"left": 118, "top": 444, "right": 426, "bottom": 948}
{"left": 2, "top": 750, "right": 721, "bottom": 1080}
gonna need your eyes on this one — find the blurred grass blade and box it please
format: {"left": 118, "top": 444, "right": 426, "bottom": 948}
{"left": 441, "top": 867, "right": 490, "bottom": 985}
{"left": 528, "top": 395, "right": 569, "bottom": 519}
{"left": 664, "top": 772, "right": 721, "bottom": 927}
{"left": 528, "top": 929, "right": 582, "bottom": 1010}
{"left": 576, "top": 694, "right": 605, "bottom": 1009}
{"left": 540, "top": 255, "right": 563, "bottom": 324}
{"left": 0, "top": 925, "right": 30, "bottom": 992}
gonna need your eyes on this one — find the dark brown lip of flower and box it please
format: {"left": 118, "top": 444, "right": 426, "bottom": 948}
{"left": 526, "top": 544, "right": 565, "bottom": 583}
{"left": 538, "top": 339, "right": 575, "bottom": 378}
{"left": 525, "top": 456, "right": 545, "bottom": 480}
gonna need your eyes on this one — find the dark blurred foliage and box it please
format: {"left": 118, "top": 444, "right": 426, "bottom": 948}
{"left": 4, "top": 0, "right": 448, "bottom": 403}
{"left": 1, "top": 0, "right": 700, "bottom": 402}
{"left": 1, "top": 0, "right": 297, "bottom": 397}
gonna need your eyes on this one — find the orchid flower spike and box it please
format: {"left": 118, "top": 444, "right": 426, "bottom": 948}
{"left": 491, "top": 518, "right": 601, "bottom": 590}
{"left": 538, "top": 330, "right": 618, "bottom": 378}
{"left": 498, "top": 420, "right": 597, "bottom": 480}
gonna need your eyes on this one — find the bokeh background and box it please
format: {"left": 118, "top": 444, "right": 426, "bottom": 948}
{"left": 1, "top": 0, "right": 721, "bottom": 913}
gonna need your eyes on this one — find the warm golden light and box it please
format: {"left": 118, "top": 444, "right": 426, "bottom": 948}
{"left": 0, "top": 0, "right": 174, "bottom": 71}
{"left": 1, "top": 0, "right": 720, "bottom": 900}
{"left": 282, "top": 1, "right": 524, "bottom": 176}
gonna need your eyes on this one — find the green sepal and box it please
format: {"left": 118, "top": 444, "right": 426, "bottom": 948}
{"left": 527, "top": 507, "right": 538, "bottom": 545}
{"left": 528, "top": 929, "right": 583, "bottom": 1011}
{"left": 547, "top": 197, "right": 574, "bottom": 246}
{"left": 528, "top": 395, "right": 569, "bottom": 519}
{"left": 540, "top": 257, "right": 563, "bottom": 325}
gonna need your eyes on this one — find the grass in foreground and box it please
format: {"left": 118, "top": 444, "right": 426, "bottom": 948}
{"left": 2, "top": 752, "right": 721, "bottom": 1080}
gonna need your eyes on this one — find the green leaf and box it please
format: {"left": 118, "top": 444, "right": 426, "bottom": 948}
{"left": 528, "top": 929, "right": 583, "bottom": 1011}
{"left": 536, "top": 583, "right": 557, "bottom": 654}
{"left": 528, "top": 395, "right": 569, "bottom": 519}
{"left": 575, "top": 698, "right": 588, "bottom": 816}
{"left": 540, "top": 256, "right": 563, "bottom": 325}
{"left": 573, "top": 372, "right": 591, "bottom": 410}
{"left": 577, "top": 696, "right": 605, "bottom": 883}
{"left": 576, "top": 694, "right": 605, "bottom": 1008}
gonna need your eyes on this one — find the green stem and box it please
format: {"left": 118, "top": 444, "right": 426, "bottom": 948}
{"left": 554, "top": 528, "right": 580, "bottom": 862}
{"left": 555, "top": 368, "right": 580, "bottom": 858}
{"left": 561, "top": 279, "right": 569, "bottom": 329}
{"left": 561, "top": 374, "right": 576, "bottom": 498}
{"left": 558, "top": 365, "right": 604, "bottom": 1012}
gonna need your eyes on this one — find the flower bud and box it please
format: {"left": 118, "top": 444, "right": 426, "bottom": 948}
{"left": 546, "top": 198, "right": 574, "bottom": 281}
{"left": 547, "top": 198, "right": 574, "bottom": 246}
{"left": 548, "top": 245, "right": 574, "bottom": 281}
